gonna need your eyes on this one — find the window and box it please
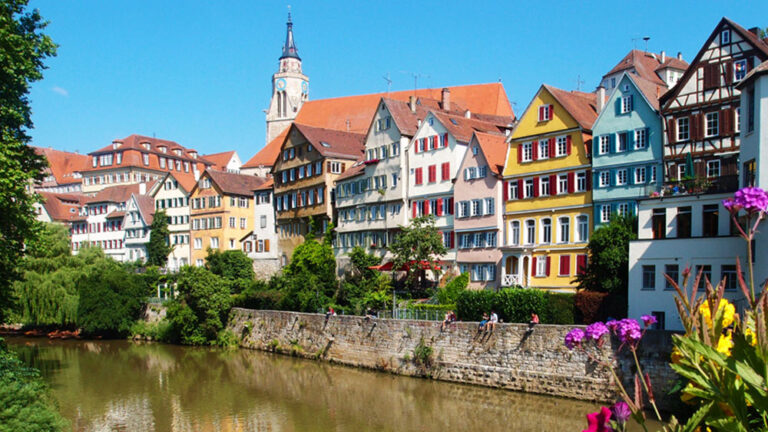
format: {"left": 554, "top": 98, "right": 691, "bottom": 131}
{"left": 541, "top": 218, "right": 552, "bottom": 243}
{"left": 599, "top": 136, "right": 610, "bottom": 155}
{"left": 721, "top": 265, "right": 738, "bottom": 291}
{"left": 634, "top": 129, "right": 647, "bottom": 149}
{"left": 510, "top": 221, "right": 520, "bottom": 245}
{"left": 651, "top": 312, "right": 665, "bottom": 330}
{"left": 159, "top": 157, "right": 166, "bottom": 169}
{"left": 471, "top": 199, "right": 482, "bottom": 217}
{"left": 744, "top": 159, "right": 756, "bottom": 187}
{"left": 329, "top": 162, "right": 342, "bottom": 174}
{"left": 428, "top": 165, "right": 437, "bottom": 183}
{"left": 229, "top": 217, "right": 236, "bottom": 228}
{"left": 616, "top": 169, "right": 628, "bottom": 186}
{"left": 538, "top": 140, "right": 549, "bottom": 159}
{"left": 677, "top": 206, "right": 692, "bottom": 238}
{"left": 558, "top": 217, "right": 570, "bottom": 243}
{"left": 734, "top": 58, "right": 748, "bottom": 82}
{"left": 649, "top": 166, "right": 657, "bottom": 183}
{"left": 642, "top": 265, "right": 656, "bottom": 290}
{"left": 599, "top": 171, "right": 610, "bottom": 188}
{"left": 524, "top": 179, "right": 534, "bottom": 198}
{"left": 652, "top": 208, "right": 666, "bottom": 239}
{"left": 521, "top": 142, "right": 533, "bottom": 162}
{"left": 240, "top": 218, "right": 246, "bottom": 229}
{"left": 414, "top": 168, "right": 423, "bottom": 185}
{"left": 677, "top": 117, "right": 690, "bottom": 141}
{"left": 664, "top": 265, "right": 679, "bottom": 290}
{"left": 617, "top": 203, "right": 630, "bottom": 218}
{"left": 472, "top": 145, "right": 478, "bottom": 155}
{"left": 706, "top": 160, "right": 720, "bottom": 178}
{"left": 600, "top": 205, "right": 611, "bottom": 223}
{"left": 535, "top": 256, "right": 547, "bottom": 276}
{"left": 142, "top": 153, "right": 149, "bottom": 165}
{"left": 260, "top": 215, "right": 267, "bottom": 228}
{"left": 391, "top": 142, "right": 400, "bottom": 157}
{"left": 735, "top": 107, "right": 741, "bottom": 133}
{"left": 538, "top": 104, "right": 552, "bottom": 121}
{"left": 525, "top": 220, "right": 535, "bottom": 245}
{"left": 557, "top": 174, "right": 568, "bottom": 195}
{"left": 576, "top": 215, "right": 589, "bottom": 242}
{"left": 696, "top": 265, "right": 712, "bottom": 289}
{"left": 556, "top": 136, "right": 568, "bottom": 157}
{"left": 507, "top": 181, "right": 518, "bottom": 200}
{"left": 705, "top": 112, "right": 719, "bottom": 137}
{"left": 721, "top": 29, "right": 730, "bottom": 44}
{"left": 702, "top": 204, "right": 719, "bottom": 237}
{"left": 576, "top": 172, "right": 587, "bottom": 192}
{"left": 620, "top": 95, "right": 633, "bottom": 113}
{"left": 484, "top": 198, "right": 494, "bottom": 215}
{"left": 540, "top": 176, "right": 550, "bottom": 196}
{"left": 617, "top": 132, "right": 628, "bottom": 152}
{"left": 458, "top": 201, "right": 469, "bottom": 218}
{"left": 194, "top": 238, "right": 202, "bottom": 249}
{"left": 634, "top": 167, "right": 646, "bottom": 184}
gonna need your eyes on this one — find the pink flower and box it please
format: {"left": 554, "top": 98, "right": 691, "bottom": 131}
{"left": 585, "top": 322, "right": 609, "bottom": 341}
{"left": 641, "top": 314, "right": 657, "bottom": 327}
{"left": 583, "top": 406, "right": 613, "bottom": 432}
{"left": 565, "top": 328, "right": 585, "bottom": 350}
{"left": 724, "top": 187, "right": 768, "bottom": 214}
{"left": 611, "top": 401, "right": 631, "bottom": 424}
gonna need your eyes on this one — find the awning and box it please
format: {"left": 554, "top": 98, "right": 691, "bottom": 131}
{"left": 369, "top": 260, "right": 445, "bottom": 272}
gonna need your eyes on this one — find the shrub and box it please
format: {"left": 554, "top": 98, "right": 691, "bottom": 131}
{"left": 129, "top": 320, "right": 172, "bottom": 342}
{"left": 234, "top": 289, "right": 284, "bottom": 310}
{"left": 205, "top": 249, "right": 255, "bottom": 285}
{"left": 455, "top": 289, "right": 496, "bottom": 321}
{"left": 436, "top": 273, "right": 468, "bottom": 305}
{"left": 574, "top": 291, "right": 609, "bottom": 324}
{"left": 408, "top": 303, "right": 456, "bottom": 312}
{"left": 412, "top": 337, "right": 434, "bottom": 369}
{"left": 77, "top": 260, "right": 145, "bottom": 336}
{"left": 166, "top": 266, "right": 232, "bottom": 345}
{"left": 545, "top": 292, "right": 575, "bottom": 325}
{"left": 494, "top": 288, "right": 548, "bottom": 323}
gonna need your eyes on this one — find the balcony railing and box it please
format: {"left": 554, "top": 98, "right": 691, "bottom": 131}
{"left": 502, "top": 274, "right": 520, "bottom": 287}
{"left": 658, "top": 175, "right": 738, "bottom": 197}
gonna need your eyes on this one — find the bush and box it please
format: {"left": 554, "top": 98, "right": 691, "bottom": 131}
{"left": 408, "top": 303, "right": 456, "bottom": 312}
{"left": 495, "top": 289, "right": 548, "bottom": 323}
{"left": 436, "top": 273, "right": 468, "bottom": 305}
{"left": 205, "top": 249, "right": 255, "bottom": 285}
{"left": 77, "top": 260, "right": 145, "bottom": 336}
{"left": 455, "top": 289, "right": 496, "bottom": 321}
{"left": 545, "top": 292, "right": 575, "bottom": 324}
{"left": 166, "top": 266, "right": 232, "bottom": 345}
{"left": 234, "top": 289, "right": 284, "bottom": 310}
{"left": 574, "top": 291, "right": 609, "bottom": 324}
{"left": 129, "top": 320, "right": 172, "bottom": 342}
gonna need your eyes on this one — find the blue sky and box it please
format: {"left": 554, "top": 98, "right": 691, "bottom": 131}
{"left": 27, "top": 1, "right": 766, "bottom": 161}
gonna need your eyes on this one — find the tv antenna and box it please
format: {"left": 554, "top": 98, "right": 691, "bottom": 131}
{"left": 382, "top": 73, "right": 392, "bottom": 94}
{"left": 576, "top": 74, "right": 585, "bottom": 91}
{"left": 400, "top": 71, "right": 430, "bottom": 93}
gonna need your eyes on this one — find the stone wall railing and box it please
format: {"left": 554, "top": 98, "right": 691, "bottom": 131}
{"left": 228, "top": 308, "right": 679, "bottom": 407}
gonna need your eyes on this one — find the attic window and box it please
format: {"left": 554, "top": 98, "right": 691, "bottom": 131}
{"left": 721, "top": 29, "right": 730, "bottom": 44}
{"left": 307, "top": 145, "right": 313, "bottom": 152}
{"left": 112, "top": 142, "right": 120, "bottom": 149}
{"left": 450, "top": 119, "right": 459, "bottom": 125}
{"left": 428, "top": 118, "right": 434, "bottom": 126}
{"left": 141, "top": 142, "right": 151, "bottom": 150}
{"left": 174, "top": 149, "right": 182, "bottom": 156}
{"left": 320, "top": 141, "right": 331, "bottom": 148}
{"left": 159, "top": 146, "right": 167, "bottom": 153}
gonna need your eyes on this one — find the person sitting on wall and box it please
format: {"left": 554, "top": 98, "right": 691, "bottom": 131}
{"left": 526, "top": 313, "right": 539, "bottom": 333}
{"left": 441, "top": 310, "right": 456, "bottom": 332}
{"left": 365, "top": 308, "right": 377, "bottom": 321}
{"left": 325, "top": 307, "right": 336, "bottom": 320}
{"left": 478, "top": 313, "right": 489, "bottom": 331}
{"left": 486, "top": 310, "right": 499, "bottom": 332}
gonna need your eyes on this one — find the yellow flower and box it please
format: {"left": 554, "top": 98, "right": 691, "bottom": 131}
{"left": 671, "top": 347, "right": 682, "bottom": 364}
{"left": 699, "top": 299, "right": 735, "bottom": 329}
{"left": 744, "top": 325, "right": 758, "bottom": 347}
{"left": 716, "top": 330, "right": 734, "bottom": 356}
{"left": 681, "top": 383, "right": 698, "bottom": 405}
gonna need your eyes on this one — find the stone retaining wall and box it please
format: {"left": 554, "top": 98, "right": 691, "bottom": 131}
{"left": 228, "top": 308, "right": 679, "bottom": 407}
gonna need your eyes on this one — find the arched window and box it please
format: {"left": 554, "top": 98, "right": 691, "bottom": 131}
{"left": 510, "top": 221, "right": 520, "bottom": 245}
{"left": 541, "top": 218, "right": 552, "bottom": 244}
{"left": 525, "top": 220, "right": 536, "bottom": 245}
{"left": 558, "top": 216, "right": 570, "bottom": 243}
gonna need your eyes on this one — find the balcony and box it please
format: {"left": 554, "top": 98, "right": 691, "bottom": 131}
{"left": 657, "top": 175, "right": 738, "bottom": 198}
{"left": 502, "top": 274, "right": 520, "bottom": 287}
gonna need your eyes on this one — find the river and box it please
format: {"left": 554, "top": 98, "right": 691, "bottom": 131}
{"left": 7, "top": 336, "right": 616, "bottom": 432}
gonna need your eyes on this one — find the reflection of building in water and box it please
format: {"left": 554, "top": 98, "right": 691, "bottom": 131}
{"left": 170, "top": 395, "right": 284, "bottom": 432}
{"left": 86, "top": 396, "right": 156, "bottom": 431}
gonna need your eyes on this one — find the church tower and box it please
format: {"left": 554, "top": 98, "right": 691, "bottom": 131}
{"left": 265, "top": 12, "right": 309, "bottom": 145}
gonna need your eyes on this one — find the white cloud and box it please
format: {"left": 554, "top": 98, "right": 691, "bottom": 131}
{"left": 52, "top": 86, "right": 69, "bottom": 97}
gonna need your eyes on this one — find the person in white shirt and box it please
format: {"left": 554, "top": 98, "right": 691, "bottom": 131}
{"left": 487, "top": 310, "right": 498, "bottom": 332}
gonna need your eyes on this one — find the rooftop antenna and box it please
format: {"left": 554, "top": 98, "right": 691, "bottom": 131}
{"left": 382, "top": 73, "right": 392, "bottom": 94}
{"left": 643, "top": 36, "right": 650, "bottom": 52}
{"left": 400, "top": 71, "right": 430, "bottom": 93}
{"left": 576, "top": 74, "right": 585, "bottom": 91}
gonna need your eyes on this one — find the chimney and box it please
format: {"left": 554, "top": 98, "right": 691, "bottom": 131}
{"left": 677, "top": 52, "right": 683, "bottom": 61}
{"left": 660, "top": 50, "right": 666, "bottom": 64}
{"left": 441, "top": 88, "right": 451, "bottom": 111}
{"left": 409, "top": 95, "right": 416, "bottom": 113}
{"left": 749, "top": 27, "right": 760, "bottom": 36}
{"left": 139, "top": 182, "right": 146, "bottom": 195}
{"left": 596, "top": 85, "right": 606, "bottom": 113}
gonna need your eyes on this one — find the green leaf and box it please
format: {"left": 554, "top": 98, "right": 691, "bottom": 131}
{"left": 682, "top": 401, "right": 713, "bottom": 432}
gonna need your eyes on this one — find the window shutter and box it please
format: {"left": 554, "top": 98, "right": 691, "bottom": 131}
{"left": 566, "top": 135, "right": 572, "bottom": 155}
{"left": 532, "top": 256, "right": 537, "bottom": 274}
{"left": 667, "top": 118, "right": 676, "bottom": 144}
{"left": 503, "top": 181, "right": 509, "bottom": 201}
{"left": 424, "top": 200, "right": 430, "bottom": 215}
{"left": 442, "top": 162, "right": 450, "bottom": 180}
{"left": 610, "top": 133, "right": 616, "bottom": 153}
{"left": 443, "top": 133, "right": 449, "bottom": 147}
{"left": 450, "top": 231, "right": 455, "bottom": 248}
{"left": 724, "top": 60, "right": 733, "bottom": 84}
{"left": 533, "top": 177, "right": 540, "bottom": 197}
{"left": 549, "top": 137, "right": 555, "bottom": 156}
{"left": 327, "top": 161, "right": 332, "bottom": 172}
{"left": 628, "top": 95, "right": 633, "bottom": 111}
{"left": 448, "top": 198, "right": 454, "bottom": 214}
{"left": 615, "top": 97, "right": 622, "bottom": 116}
{"left": 532, "top": 141, "right": 539, "bottom": 160}
{"left": 560, "top": 255, "right": 571, "bottom": 276}
{"left": 546, "top": 256, "right": 551, "bottom": 276}
{"left": 517, "top": 179, "right": 523, "bottom": 198}
{"left": 341, "top": 163, "right": 346, "bottom": 173}
{"left": 434, "top": 135, "right": 439, "bottom": 149}
{"left": 548, "top": 174, "right": 557, "bottom": 194}
{"left": 586, "top": 169, "right": 592, "bottom": 190}
{"left": 412, "top": 202, "right": 418, "bottom": 218}
{"left": 576, "top": 254, "right": 587, "bottom": 275}
{"left": 517, "top": 144, "right": 523, "bottom": 163}
{"left": 264, "top": 239, "right": 270, "bottom": 252}
{"left": 610, "top": 169, "right": 616, "bottom": 186}
{"left": 538, "top": 106, "right": 544, "bottom": 121}
{"left": 548, "top": 105, "right": 554, "bottom": 120}
{"left": 567, "top": 172, "right": 575, "bottom": 193}
{"left": 720, "top": 108, "right": 732, "bottom": 135}
{"left": 436, "top": 198, "right": 443, "bottom": 216}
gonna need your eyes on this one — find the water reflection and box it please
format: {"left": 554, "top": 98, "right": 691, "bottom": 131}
{"left": 8, "top": 337, "right": 605, "bottom": 432}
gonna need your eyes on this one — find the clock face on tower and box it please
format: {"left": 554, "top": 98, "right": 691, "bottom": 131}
{"left": 275, "top": 78, "right": 287, "bottom": 91}
{"left": 301, "top": 80, "right": 308, "bottom": 94}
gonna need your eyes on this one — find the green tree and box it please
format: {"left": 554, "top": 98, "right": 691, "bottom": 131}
{"left": 146, "top": 209, "right": 172, "bottom": 267}
{"left": 0, "top": 0, "right": 57, "bottom": 322}
{"left": 388, "top": 215, "right": 447, "bottom": 292}
{"left": 206, "top": 249, "right": 254, "bottom": 280}
{"left": 167, "top": 266, "right": 232, "bottom": 345}
{"left": 336, "top": 247, "right": 393, "bottom": 313}
{"left": 575, "top": 214, "right": 636, "bottom": 296}
{"left": 279, "top": 224, "right": 337, "bottom": 312}
{"left": 77, "top": 259, "right": 145, "bottom": 336}
{"left": 436, "top": 273, "right": 468, "bottom": 305}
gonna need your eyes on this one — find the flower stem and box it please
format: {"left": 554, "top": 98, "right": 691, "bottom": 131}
{"left": 631, "top": 348, "right": 663, "bottom": 422}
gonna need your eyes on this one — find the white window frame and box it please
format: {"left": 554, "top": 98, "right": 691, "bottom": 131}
{"left": 599, "top": 135, "right": 610, "bottom": 155}
{"left": 524, "top": 179, "right": 534, "bottom": 198}
{"left": 706, "top": 160, "right": 721, "bottom": 178}
{"left": 616, "top": 169, "right": 628, "bottom": 186}
{"left": 634, "top": 129, "right": 647, "bottom": 150}
{"left": 599, "top": 171, "right": 610, "bottom": 188}
{"left": 620, "top": 95, "right": 633, "bottom": 113}
{"left": 538, "top": 140, "right": 549, "bottom": 159}
{"left": 705, "top": 112, "right": 719, "bottom": 137}
{"left": 556, "top": 136, "right": 568, "bottom": 157}
{"left": 575, "top": 171, "right": 587, "bottom": 192}
{"left": 525, "top": 219, "right": 535, "bottom": 245}
{"left": 541, "top": 218, "right": 552, "bottom": 244}
{"left": 510, "top": 221, "right": 520, "bottom": 246}
{"left": 677, "top": 117, "right": 690, "bottom": 141}
{"left": 535, "top": 257, "right": 547, "bottom": 277}
{"left": 634, "top": 167, "right": 646, "bottom": 184}
{"left": 617, "top": 203, "right": 630, "bottom": 218}
{"left": 540, "top": 176, "right": 550, "bottom": 196}
{"left": 600, "top": 205, "right": 611, "bottom": 223}
{"left": 522, "top": 142, "right": 533, "bottom": 162}
{"left": 576, "top": 215, "right": 589, "bottom": 242}
{"left": 558, "top": 217, "right": 570, "bottom": 243}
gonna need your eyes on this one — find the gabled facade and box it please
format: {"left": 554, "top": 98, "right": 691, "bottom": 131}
{"left": 123, "top": 193, "right": 154, "bottom": 263}
{"left": 600, "top": 49, "right": 688, "bottom": 91}
{"left": 660, "top": 19, "right": 768, "bottom": 194}
{"left": 33, "top": 147, "right": 89, "bottom": 193}
{"left": 454, "top": 132, "right": 507, "bottom": 289}
{"left": 592, "top": 73, "right": 665, "bottom": 227}
{"left": 35, "top": 192, "right": 84, "bottom": 224}
{"left": 203, "top": 151, "right": 242, "bottom": 173}
{"left": 81, "top": 134, "right": 211, "bottom": 194}
{"left": 501, "top": 85, "right": 597, "bottom": 291}
{"left": 245, "top": 179, "right": 280, "bottom": 278}
{"left": 189, "top": 170, "right": 267, "bottom": 267}
{"left": 148, "top": 172, "right": 193, "bottom": 271}
{"left": 272, "top": 123, "right": 364, "bottom": 264}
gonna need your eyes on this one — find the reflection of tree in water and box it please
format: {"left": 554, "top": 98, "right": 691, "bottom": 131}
{"left": 7, "top": 337, "right": 606, "bottom": 432}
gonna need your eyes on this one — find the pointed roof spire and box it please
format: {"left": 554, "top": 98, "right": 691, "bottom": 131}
{"left": 280, "top": 8, "right": 300, "bottom": 61}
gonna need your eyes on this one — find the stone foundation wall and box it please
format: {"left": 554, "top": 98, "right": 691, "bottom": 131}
{"left": 228, "top": 308, "right": 679, "bottom": 407}
{"left": 252, "top": 258, "right": 281, "bottom": 279}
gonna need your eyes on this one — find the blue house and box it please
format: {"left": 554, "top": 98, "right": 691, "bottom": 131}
{"left": 591, "top": 72, "right": 665, "bottom": 227}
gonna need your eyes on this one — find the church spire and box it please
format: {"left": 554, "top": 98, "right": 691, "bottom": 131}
{"left": 280, "top": 11, "right": 300, "bottom": 61}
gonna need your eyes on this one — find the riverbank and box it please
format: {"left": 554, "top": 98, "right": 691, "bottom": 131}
{"left": 228, "top": 308, "right": 679, "bottom": 408}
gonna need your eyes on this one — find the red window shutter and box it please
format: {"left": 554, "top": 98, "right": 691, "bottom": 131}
{"left": 548, "top": 105, "right": 554, "bottom": 120}
{"left": 549, "top": 174, "right": 557, "bottom": 193}
{"left": 327, "top": 161, "right": 332, "bottom": 172}
{"left": 424, "top": 200, "right": 430, "bottom": 215}
{"left": 546, "top": 256, "right": 552, "bottom": 276}
{"left": 667, "top": 118, "right": 676, "bottom": 144}
{"left": 576, "top": 254, "right": 587, "bottom": 275}
{"left": 560, "top": 255, "right": 571, "bottom": 276}
{"left": 434, "top": 135, "right": 439, "bottom": 149}
{"left": 428, "top": 165, "right": 435, "bottom": 183}
{"left": 450, "top": 231, "right": 455, "bottom": 248}
{"left": 443, "top": 133, "right": 449, "bottom": 147}
{"left": 532, "top": 256, "right": 537, "bottom": 274}
{"left": 720, "top": 108, "right": 732, "bottom": 135}
{"left": 586, "top": 169, "right": 592, "bottom": 190}
{"left": 412, "top": 202, "right": 418, "bottom": 218}
{"left": 341, "top": 163, "right": 346, "bottom": 173}
{"left": 448, "top": 197, "right": 454, "bottom": 214}
{"left": 724, "top": 60, "right": 733, "bottom": 84}
{"left": 442, "top": 162, "right": 450, "bottom": 180}
{"left": 549, "top": 137, "right": 555, "bottom": 156}
{"left": 415, "top": 168, "right": 423, "bottom": 185}
{"left": 414, "top": 140, "right": 419, "bottom": 154}
{"left": 517, "top": 143, "right": 523, "bottom": 163}
{"left": 264, "top": 239, "right": 270, "bottom": 252}
{"left": 503, "top": 181, "right": 509, "bottom": 201}
{"left": 532, "top": 141, "right": 539, "bottom": 160}
{"left": 538, "top": 106, "right": 544, "bottom": 121}
{"left": 517, "top": 179, "right": 523, "bottom": 198}
{"left": 533, "top": 177, "right": 540, "bottom": 197}
{"left": 567, "top": 172, "right": 575, "bottom": 193}
{"left": 437, "top": 198, "right": 443, "bottom": 216}
{"left": 566, "top": 135, "right": 572, "bottom": 155}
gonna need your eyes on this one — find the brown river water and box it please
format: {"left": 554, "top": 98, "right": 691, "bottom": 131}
{"left": 6, "top": 336, "right": 649, "bottom": 432}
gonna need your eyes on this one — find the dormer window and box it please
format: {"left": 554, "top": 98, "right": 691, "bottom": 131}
{"left": 537, "top": 104, "right": 553, "bottom": 122}
{"left": 141, "top": 142, "right": 151, "bottom": 150}
{"left": 189, "top": 151, "right": 197, "bottom": 159}
{"left": 721, "top": 29, "right": 730, "bottom": 45}
{"left": 174, "top": 149, "right": 182, "bottom": 156}
{"left": 116, "top": 152, "right": 122, "bottom": 164}
{"left": 112, "top": 142, "right": 120, "bottom": 149}
{"left": 92, "top": 157, "right": 97, "bottom": 168}
{"left": 158, "top": 145, "right": 167, "bottom": 153}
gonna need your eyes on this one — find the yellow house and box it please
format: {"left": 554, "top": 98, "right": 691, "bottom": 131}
{"left": 189, "top": 169, "right": 268, "bottom": 266}
{"left": 500, "top": 85, "right": 598, "bottom": 291}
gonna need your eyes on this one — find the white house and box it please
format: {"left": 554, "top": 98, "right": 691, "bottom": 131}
{"left": 123, "top": 193, "right": 155, "bottom": 262}
{"left": 244, "top": 179, "right": 280, "bottom": 278}
{"left": 149, "top": 172, "right": 192, "bottom": 271}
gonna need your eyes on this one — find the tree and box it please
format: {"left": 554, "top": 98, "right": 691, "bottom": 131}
{"left": 166, "top": 266, "right": 232, "bottom": 345}
{"left": 575, "top": 215, "right": 637, "bottom": 295}
{"left": 77, "top": 259, "right": 145, "bottom": 336}
{"left": 206, "top": 249, "right": 254, "bottom": 281}
{"left": 0, "top": 0, "right": 57, "bottom": 322}
{"left": 388, "top": 215, "right": 447, "bottom": 292}
{"left": 146, "top": 209, "right": 172, "bottom": 267}
{"left": 336, "top": 246, "right": 392, "bottom": 313}
{"left": 279, "top": 224, "right": 337, "bottom": 312}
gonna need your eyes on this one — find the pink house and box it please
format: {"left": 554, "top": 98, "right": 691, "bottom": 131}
{"left": 453, "top": 132, "right": 507, "bottom": 289}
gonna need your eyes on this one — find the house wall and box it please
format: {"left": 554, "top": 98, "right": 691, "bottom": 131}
{"left": 123, "top": 196, "right": 149, "bottom": 262}
{"left": 153, "top": 179, "right": 191, "bottom": 270}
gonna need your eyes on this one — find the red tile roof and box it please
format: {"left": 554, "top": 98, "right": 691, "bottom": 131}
{"left": 254, "top": 178, "right": 274, "bottom": 191}
{"left": 627, "top": 73, "right": 665, "bottom": 111}
{"left": 202, "top": 151, "right": 238, "bottom": 171}
{"left": 242, "top": 83, "right": 513, "bottom": 168}
{"left": 134, "top": 194, "right": 155, "bottom": 225}
{"left": 603, "top": 49, "right": 689, "bottom": 87}
{"left": 205, "top": 169, "right": 268, "bottom": 196}
{"left": 293, "top": 123, "right": 366, "bottom": 160}
{"left": 472, "top": 132, "right": 508, "bottom": 176}
{"left": 88, "top": 181, "right": 157, "bottom": 204}
{"left": 105, "top": 210, "right": 126, "bottom": 219}
{"left": 432, "top": 111, "right": 510, "bottom": 143}
{"left": 33, "top": 147, "right": 89, "bottom": 186}
{"left": 83, "top": 134, "right": 212, "bottom": 176}
{"left": 333, "top": 159, "right": 367, "bottom": 182}
{"left": 38, "top": 192, "right": 85, "bottom": 222}
{"left": 543, "top": 85, "right": 599, "bottom": 131}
